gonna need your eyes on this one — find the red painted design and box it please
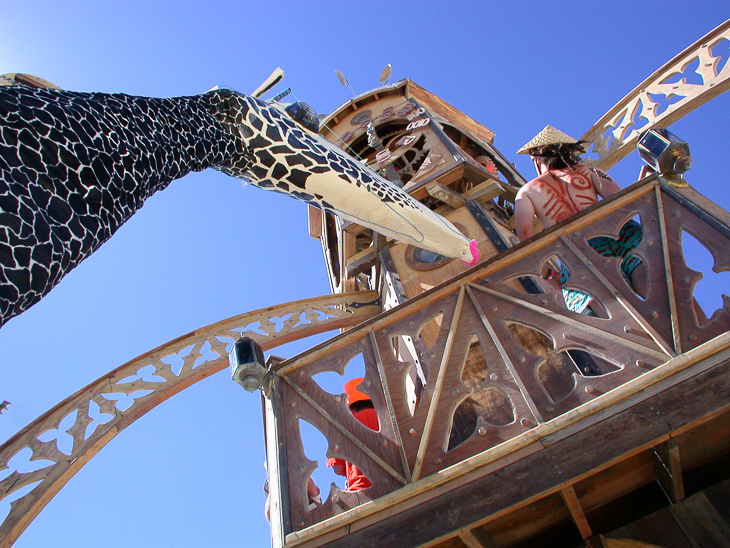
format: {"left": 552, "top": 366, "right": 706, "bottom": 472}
{"left": 537, "top": 169, "right": 598, "bottom": 226}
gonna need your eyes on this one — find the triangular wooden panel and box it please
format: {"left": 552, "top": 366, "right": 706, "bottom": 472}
{"left": 372, "top": 292, "right": 460, "bottom": 473}
{"left": 564, "top": 190, "right": 675, "bottom": 352}
{"left": 467, "top": 283, "right": 666, "bottom": 420}
{"left": 282, "top": 338, "right": 406, "bottom": 529}
{"left": 415, "top": 295, "right": 535, "bottom": 478}
{"left": 661, "top": 188, "right": 730, "bottom": 352}
{"left": 476, "top": 228, "right": 672, "bottom": 357}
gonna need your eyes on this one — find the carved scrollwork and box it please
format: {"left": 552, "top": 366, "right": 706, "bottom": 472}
{"left": 582, "top": 20, "right": 730, "bottom": 170}
{"left": 0, "top": 291, "right": 378, "bottom": 548}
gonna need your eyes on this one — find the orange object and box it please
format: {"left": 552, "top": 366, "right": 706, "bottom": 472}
{"left": 344, "top": 378, "right": 371, "bottom": 405}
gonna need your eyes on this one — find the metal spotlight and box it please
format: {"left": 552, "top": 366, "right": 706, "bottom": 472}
{"left": 230, "top": 337, "right": 266, "bottom": 392}
{"left": 637, "top": 128, "right": 691, "bottom": 185}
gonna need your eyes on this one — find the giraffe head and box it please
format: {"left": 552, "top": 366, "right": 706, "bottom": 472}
{"left": 204, "top": 89, "right": 477, "bottom": 264}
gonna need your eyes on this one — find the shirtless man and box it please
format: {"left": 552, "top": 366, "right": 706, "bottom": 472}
{"left": 514, "top": 125, "right": 645, "bottom": 300}
{"left": 514, "top": 125, "right": 621, "bottom": 241}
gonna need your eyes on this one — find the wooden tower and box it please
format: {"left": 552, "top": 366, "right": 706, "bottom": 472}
{"left": 262, "top": 66, "right": 730, "bottom": 546}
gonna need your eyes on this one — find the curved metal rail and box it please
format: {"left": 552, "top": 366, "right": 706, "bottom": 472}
{"left": 583, "top": 19, "right": 730, "bottom": 170}
{"left": 0, "top": 291, "right": 379, "bottom": 547}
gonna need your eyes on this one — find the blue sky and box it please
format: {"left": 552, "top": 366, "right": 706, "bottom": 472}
{"left": 1, "top": 2, "right": 729, "bottom": 547}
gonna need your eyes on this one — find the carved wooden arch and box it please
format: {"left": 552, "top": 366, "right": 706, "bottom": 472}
{"left": 583, "top": 19, "right": 730, "bottom": 170}
{"left": 0, "top": 291, "right": 379, "bottom": 548}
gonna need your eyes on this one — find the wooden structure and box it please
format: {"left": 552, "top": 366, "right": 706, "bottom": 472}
{"left": 1, "top": 20, "right": 729, "bottom": 548}
{"left": 263, "top": 32, "right": 730, "bottom": 545}
{"left": 270, "top": 168, "right": 730, "bottom": 547}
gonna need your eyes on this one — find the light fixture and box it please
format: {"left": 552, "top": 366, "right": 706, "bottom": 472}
{"left": 230, "top": 337, "right": 267, "bottom": 392}
{"left": 637, "top": 128, "right": 691, "bottom": 185}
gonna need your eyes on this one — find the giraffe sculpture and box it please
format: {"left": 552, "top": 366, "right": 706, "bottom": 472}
{"left": 0, "top": 83, "right": 477, "bottom": 328}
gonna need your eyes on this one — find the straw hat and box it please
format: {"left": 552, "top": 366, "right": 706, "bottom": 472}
{"left": 517, "top": 125, "right": 578, "bottom": 154}
{"left": 344, "top": 378, "right": 370, "bottom": 405}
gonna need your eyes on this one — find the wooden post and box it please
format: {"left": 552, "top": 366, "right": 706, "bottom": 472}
{"left": 653, "top": 437, "right": 685, "bottom": 503}
{"left": 655, "top": 185, "right": 682, "bottom": 354}
{"left": 369, "top": 329, "right": 412, "bottom": 483}
{"left": 560, "top": 485, "right": 593, "bottom": 540}
{"left": 264, "top": 374, "right": 291, "bottom": 547}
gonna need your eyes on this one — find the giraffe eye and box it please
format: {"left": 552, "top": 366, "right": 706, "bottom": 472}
{"left": 284, "top": 101, "right": 320, "bottom": 133}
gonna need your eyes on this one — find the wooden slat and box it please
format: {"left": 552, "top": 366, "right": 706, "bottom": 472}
{"left": 462, "top": 180, "right": 504, "bottom": 203}
{"left": 630, "top": 507, "right": 692, "bottom": 548}
{"left": 669, "top": 492, "right": 730, "bottom": 546}
{"left": 346, "top": 246, "right": 377, "bottom": 278}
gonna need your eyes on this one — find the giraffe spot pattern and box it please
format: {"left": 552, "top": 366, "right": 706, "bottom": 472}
{"left": 0, "top": 85, "right": 425, "bottom": 328}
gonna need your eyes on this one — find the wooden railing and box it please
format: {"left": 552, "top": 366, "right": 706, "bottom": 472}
{"left": 265, "top": 175, "right": 730, "bottom": 540}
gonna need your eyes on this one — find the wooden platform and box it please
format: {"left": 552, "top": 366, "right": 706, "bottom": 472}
{"left": 265, "top": 175, "right": 730, "bottom": 547}
{"left": 283, "top": 334, "right": 730, "bottom": 547}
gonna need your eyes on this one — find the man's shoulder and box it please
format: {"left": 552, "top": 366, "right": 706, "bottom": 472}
{"left": 517, "top": 174, "right": 550, "bottom": 196}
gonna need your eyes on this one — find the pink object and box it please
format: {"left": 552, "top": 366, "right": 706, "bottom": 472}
{"left": 460, "top": 240, "right": 480, "bottom": 266}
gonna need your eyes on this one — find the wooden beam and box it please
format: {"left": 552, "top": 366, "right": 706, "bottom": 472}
{"left": 425, "top": 181, "right": 466, "bottom": 208}
{"left": 369, "top": 329, "right": 412, "bottom": 483}
{"left": 462, "top": 180, "right": 504, "bottom": 203}
{"left": 560, "top": 485, "right": 593, "bottom": 540}
{"left": 458, "top": 526, "right": 499, "bottom": 548}
{"left": 655, "top": 185, "right": 682, "bottom": 354}
{"left": 346, "top": 246, "right": 377, "bottom": 278}
{"left": 307, "top": 205, "right": 323, "bottom": 240}
{"left": 405, "top": 81, "right": 495, "bottom": 143}
{"left": 653, "top": 437, "right": 685, "bottom": 502}
{"left": 342, "top": 231, "right": 358, "bottom": 293}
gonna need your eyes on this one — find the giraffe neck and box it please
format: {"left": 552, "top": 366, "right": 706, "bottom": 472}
{"left": 0, "top": 86, "right": 247, "bottom": 326}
